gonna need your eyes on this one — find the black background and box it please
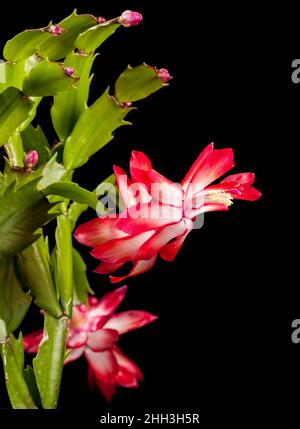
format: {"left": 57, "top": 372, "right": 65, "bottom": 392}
{"left": 0, "top": 0, "right": 296, "bottom": 426}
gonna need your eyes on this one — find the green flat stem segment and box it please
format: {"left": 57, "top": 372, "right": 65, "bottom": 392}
{"left": 63, "top": 88, "right": 132, "bottom": 170}
{"left": 0, "top": 87, "right": 34, "bottom": 149}
{"left": 0, "top": 335, "right": 37, "bottom": 409}
{"left": 33, "top": 314, "right": 68, "bottom": 409}
{"left": 5, "top": 132, "right": 24, "bottom": 168}
{"left": 54, "top": 211, "right": 73, "bottom": 317}
{"left": 17, "top": 236, "right": 62, "bottom": 318}
{"left": 51, "top": 52, "right": 96, "bottom": 141}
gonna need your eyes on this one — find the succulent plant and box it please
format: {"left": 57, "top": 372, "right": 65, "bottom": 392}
{"left": 0, "top": 9, "right": 170, "bottom": 409}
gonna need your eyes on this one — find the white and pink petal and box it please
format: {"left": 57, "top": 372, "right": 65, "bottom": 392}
{"left": 109, "top": 256, "right": 157, "bottom": 284}
{"left": 87, "top": 329, "right": 119, "bottom": 352}
{"left": 85, "top": 348, "right": 119, "bottom": 384}
{"left": 104, "top": 310, "right": 158, "bottom": 334}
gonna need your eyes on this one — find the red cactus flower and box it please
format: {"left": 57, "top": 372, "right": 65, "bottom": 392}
{"left": 118, "top": 10, "right": 143, "bottom": 27}
{"left": 74, "top": 144, "right": 261, "bottom": 283}
{"left": 23, "top": 286, "right": 157, "bottom": 401}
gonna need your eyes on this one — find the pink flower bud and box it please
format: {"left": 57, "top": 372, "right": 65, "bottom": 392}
{"left": 157, "top": 68, "right": 172, "bottom": 83}
{"left": 97, "top": 16, "right": 106, "bottom": 24}
{"left": 49, "top": 24, "right": 62, "bottom": 36}
{"left": 23, "top": 150, "right": 38, "bottom": 169}
{"left": 64, "top": 66, "right": 75, "bottom": 76}
{"left": 118, "top": 10, "right": 143, "bottom": 27}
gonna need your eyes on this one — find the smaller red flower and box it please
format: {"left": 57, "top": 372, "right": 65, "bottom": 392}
{"left": 23, "top": 286, "right": 157, "bottom": 401}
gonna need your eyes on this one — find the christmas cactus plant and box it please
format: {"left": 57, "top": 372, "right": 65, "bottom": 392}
{"left": 0, "top": 9, "right": 261, "bottom": 409}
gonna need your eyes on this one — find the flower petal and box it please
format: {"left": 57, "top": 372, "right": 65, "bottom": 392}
{"left": 114, "top": 165, "right": 151, "bottom": 207}
{"left": 65, "top": 346, "right": 85, "bottom": 364}
{"left": 67, "top": 331, "right": 88, "bottom": 348}
{"left": 94, "top": 261, "right": 124, "bottom": 275}
{"left": 159, "top": 219, "right": 193, "bottom": 261}
{"left": 74, "top": 217, "right": 127, "bottom": 248}
{"left": 114, "top": 165, "right": 132, "bottom": 207}
{"left": 221, "top": 172, "right": 255, "bottom": 185}
{"left": 113, "top": 346, "right": 143, "bottom": 380}
{"left": 85, "top": 349, "right": 119, "bottom": 384}
{"left": 88, "top": 367, "right": 117, "bottom": 401}
{"left": 23, "top": 329, "right": 43, "bottom": 353}
{"left": 196, "top": 203, "right": 229, "bottom": 215}
{"left": 221, "top": 173, "right": 262, "bottom": 201}
{"left": 137, "top": 220, "right": 188, "bottom": 260}
{"left": 104, "top": 311, "right": 158, "bottom": 334}
{"left": 87, "top": 329, "right": 119, "bottom": 351}
{"left": 116, "top": 369, "right": 139, "bottom": 388}
{"left": 132, "top": 167, "right": 183, "bottom": 207}
{"left": 116, "top": 202, "right": 182, "bottom": 235}
{"left": 233, "top": 186, "right": 262, "bottom": 201}
{"left": 91, "top": 231, "right": 154, "bottom": 263}
{"left": 130, "top": 150, "right": 152, "bottom": 179}
{"left": 187, "top": 147, "right": 235, "bottom": 196}
{"left": 88, "top": 286, "right": 127, "bottom": 317}
{"left": 109, "top": 256, "right": 157, "bottom": 284}
{"left": 160, "top": 230, "right": 189, "bottom": 261}
{"left": 181, "top": 143, "right": 214, "bottom": 191}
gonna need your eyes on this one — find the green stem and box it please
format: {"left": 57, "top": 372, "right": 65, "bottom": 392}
{"left": 33, "top": 313, "right": 68, "bottom": 409}
{"left": 4, "top": 131, "right": 24, "bottom": 167}
{"left": 0, "top": 336, "right": 37, "bottom": 409}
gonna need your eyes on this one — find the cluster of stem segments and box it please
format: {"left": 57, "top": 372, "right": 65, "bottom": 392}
{"left": 0, "top": 10, "right": 169, "bottom": 408}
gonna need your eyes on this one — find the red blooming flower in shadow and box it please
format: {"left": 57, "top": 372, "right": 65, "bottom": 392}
{"left": 23, "top": 286, "right": 157, "bottom": 401}
{"left": 75, "top": 144, "right": 262, "bottom": 282}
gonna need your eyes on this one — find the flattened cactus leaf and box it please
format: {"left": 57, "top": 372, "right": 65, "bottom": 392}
{"left": 18, "top": 97, "right": 42, "bottom": 133}
{"left": 0, "top": 333, "right": 37, "bottom": 409}
{"left": 38, "top": 10, "right": 97, "bottom": 61}
{"left": 0, "top": 87, "right": 34, "bottom": 148}
{"left": 51, "top": 51, "right": 96, "bottom": 140}
{"left": 0, "top": 55, "right": 40, "bottom": 94}
{"left": 72, "top": 248, "right": 93, "bottom": 305}
{"left": 0, "top": 61, "right": 26, "bottom": 90}
{"left": 22, "top": 124, "right": 50, "bottom": 167}
{"left": 0, "top": 258, "right": 32, "bottom": 335}
{"left": 115, "top": 64, "right": 166, "bottom": 103}
{"left": 43, "top": 182, "right": 98, "bottom": 209}
{"left": 68, "top": 201, "right": 88, "bottom": 231}
{"left": 37, "top": 154, "right": 67, "bottom": 189}
{"left": 6, "top": 131, "right": 25, "bottom": 168}
{"left": 17, "top": 235, "right": 62, "bottom": 318}
{"left": 3, "top": 28, "right": 49, "bottom": 62}
{"left": 33, "top": 313, "right": 67, "bottom": 409}
{"left": 63, "top": 88, "right": 132, "bottom": 170}
{"left": 0, "top": 178, "right": 57, "bottom": 258}
{"left": 75, "top": 21, "right": 121, "bottom": 54}
{"left": 23, "top": 365, "right": 41, "bottom": 407}
{"left": 23, "top": 61, "right": 78, "bottom": 97}
{"left": 54, "top": 213, "right": 73, "bottom": 316}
